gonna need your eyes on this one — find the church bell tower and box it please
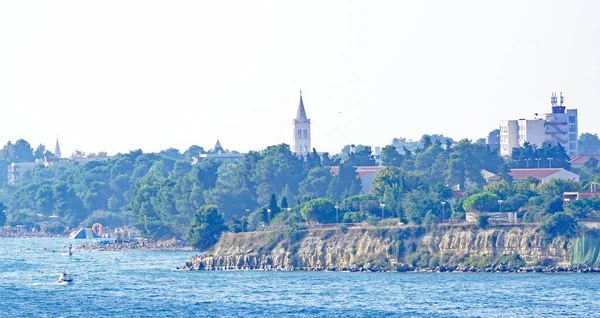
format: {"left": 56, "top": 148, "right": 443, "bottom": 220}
{"left": 292, "top": 90, "right": 311, "bottom": 154}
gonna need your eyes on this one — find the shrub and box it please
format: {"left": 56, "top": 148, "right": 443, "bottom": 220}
{"left": 300, "top": 198, "right": 336, "bottom": 223}
{"left": 541, "top": 212, "right": 578, "bottom": 239}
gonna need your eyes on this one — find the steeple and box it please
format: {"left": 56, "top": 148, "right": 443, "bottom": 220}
{"left": 296, "top": 90, "right": 308, "bottom": 121}
{"left": 54, "top": 136, "right": 62, "bottom": 158}
{"left": 292, "top": 90, "right": 311, "bottom": 154}
{"left": 213, "top": 139, "right": 224, "bottom": 154}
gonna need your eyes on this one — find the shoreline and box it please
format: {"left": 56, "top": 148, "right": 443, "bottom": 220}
{"left": 75, "top": 238, "right": 192, "bottom": 252}
{"left": 178, "top": 263, "right": 600, "bottom": 273}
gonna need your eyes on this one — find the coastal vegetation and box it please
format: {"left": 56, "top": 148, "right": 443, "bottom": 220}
{"left": 0, "top": 134, "right": 599, "bottom": 252}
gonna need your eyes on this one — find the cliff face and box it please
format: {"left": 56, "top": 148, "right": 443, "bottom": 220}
{"left": 183, "top": 225, "right": 576, "bottom": 271}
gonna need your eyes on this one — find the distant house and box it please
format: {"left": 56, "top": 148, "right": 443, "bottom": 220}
{"left": 8, "top": 161, "right": 44, "bottom": 185}
{"left": 563, "top": 192, "right": 600, "bottom": 201}
{"left": 193, "top": 139, "right": 246, "bottom": 164}
{"left": 483, "top": 168, "right": 579, "bottom": 184}
{"left": 329, "top": 166, "right": 387, "bottom": 194}
{"left": 569, "top": 154, "right": 600, "bottom": 168}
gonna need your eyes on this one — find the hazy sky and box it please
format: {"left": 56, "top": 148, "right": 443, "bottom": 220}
{"left": 1, "top": 1, "right": 600, "bottom": 156}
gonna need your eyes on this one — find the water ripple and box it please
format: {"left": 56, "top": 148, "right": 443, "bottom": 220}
{"left": 0, "top": 238, "right": 599, "bottom": 317}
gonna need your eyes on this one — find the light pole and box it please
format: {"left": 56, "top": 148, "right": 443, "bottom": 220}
{"left": 244, "top": 209, "right": 250, "bottom": 232}
{"left": 334, "top": 205, "right": 339, "bottom": 224}
{"left": 525, "top": 159, "right": 531, "bottom": 169}
{"left": 548, "top": 157, "right": 553, "bottom": 168}
{"left": 535, "top": 158, "right": 541, "bottom": 169}
{"left": 380, "top": 203, "right": 386, "bottom": 220}
{"left": 441, "top": 201, "right": 446, "bottom": 223}
{"left": 498, "top": 199, "right": 503, "bottom": 213}
{"left": 267, "top": 209, "right": 271, "bottom": 224}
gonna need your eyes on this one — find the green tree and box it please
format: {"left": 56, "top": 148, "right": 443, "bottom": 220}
{"left": 298, "top": 166, "right": 332, "bottom": 200}
{"left": 300, "top": 198, "right": 336, "bottom": 223}
{"left": 380, "top": 145, "right": 403, "bottom": 167}
{"left": 584, "top": 157, "right": 599, "bottom": 169}
{"left": 579, "top": 133, "right": 600, "bottom": 154}
{"left": 462, "top": 192, "right": 500, "bottom": 212}
{"left": 541, "top": 212, "right": 578, "bottom": 238}
{"left": 189, "top": 205, "right": 227, "bottom": 250}
{"left": 401, "top": 189, "right": 434, "bottom": 224}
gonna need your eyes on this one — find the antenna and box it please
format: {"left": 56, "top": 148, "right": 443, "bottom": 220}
{"left": 560, "top": 92, "right": 564, "bottom": 106}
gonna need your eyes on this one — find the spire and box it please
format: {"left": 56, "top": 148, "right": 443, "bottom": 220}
{"left": 296, "top": 90, "right": 308, "bottom": 121}
{"left": 54, "top": 136, "right": 62, "bottom": 158}
{"left": 213, "top": 139, "right": 224, "bottom": 154}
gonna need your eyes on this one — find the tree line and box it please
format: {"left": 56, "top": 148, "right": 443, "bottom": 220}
{"left": 0, "top": 134, "right": 599, "bottom": 250}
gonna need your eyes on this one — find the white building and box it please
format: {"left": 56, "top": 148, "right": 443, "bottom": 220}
{"left": 500, "top": 92, "right": 578, "bottom": 156}
{"left": 292, "top": 91, "right": 311, "bottom": 155}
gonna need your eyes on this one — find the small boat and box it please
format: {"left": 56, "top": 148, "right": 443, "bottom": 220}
{"left": 58, "top": 272, "right": 73, "bottom": 284}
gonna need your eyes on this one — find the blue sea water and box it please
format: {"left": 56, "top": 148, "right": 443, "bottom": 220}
{"left": 1, "top": 238, "right": 599, "bottom": 317}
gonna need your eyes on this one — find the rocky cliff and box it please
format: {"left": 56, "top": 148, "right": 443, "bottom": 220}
{"left": 182, "top": 225, "right": 598, "bottom": 272}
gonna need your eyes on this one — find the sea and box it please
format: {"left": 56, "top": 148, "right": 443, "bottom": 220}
{"left": 0, "top": 238, "right": 598, "bottom": 318}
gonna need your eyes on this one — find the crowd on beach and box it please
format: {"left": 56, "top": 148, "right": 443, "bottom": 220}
{"left": 76, "top": 238, "right": 190, "bottom": 251}
{"left": 0, "top": 227, "right": 66, "bottom": 238}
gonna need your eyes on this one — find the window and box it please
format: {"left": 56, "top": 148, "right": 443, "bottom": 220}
{"left": 297, "top": 129, "right": 301, "bottom": 138}
{"left": 569, "top": 143, "right": 576, "bottom": 150}
{"left": 570, "top": 134, "right": 577, "bottom": 142}
{"left": 303, "top": 129, "right": 308, "bottom": 139}
{"left": 569, "top": 116, "right": 576, "bottom": 123}
{"left": 569, "top": 125, "right": 577, "bottom": 132}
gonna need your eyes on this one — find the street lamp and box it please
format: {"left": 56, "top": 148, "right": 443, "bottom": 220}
{"left": 498, "top": 199, "right": 503, "bottom": 213}
{"left": 441, "top": 201, "right": 446, "bottom": 223}
{"left": 535, "top": 158, "right": 541, "bottom": 169}
{"left": 334, "top": 205, "right": 339, "bottom": 224}
{"left": 267, "top": 209, "right": 271, "bottom": 223}
{"left": 244, "top": 209, "right": 250, "bottom": 232}
{"left": 548, "top": 157, "right": 553, "bottom": 168}
{"left": 380, "top": 203, "right": 386, "bottom": 220}
{"left": 525, "top": 159, "right": 531, "bottom": 169}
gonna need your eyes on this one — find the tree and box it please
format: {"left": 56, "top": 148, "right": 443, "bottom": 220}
{"left": 401, "top": 189, "right": 434, "bottom": 224}
{"left": 380, "top": 145, "right": 403, "bottom": 167}
{"left": 268, "top": 194, "right": 281, "bottom": 215}
{"left": 281, "top": 196, "right": 288, "bottom": 209}
{"left": 462, "top": 192, "right": 500, "bottom": 212}
{"left": 188, "top": 205, "right": 226, "bottom": 250}
{"left": 584, "top": 157, "right": 599, "bottom": 169}
{"left": 579, "top": 133, "right": 600, "bottom": 154}
{"left": 346, "top": 146, "right": 376, "bottom": 166}
{"left": 300, "top": 198, "right": 336, "bottom": 223}
{"left": 298, "top": 166, "right": 332, "bottom": 200}
{"left": 12, "top": 139, "right": 35, "bottom": 163}
{"left": 541, "top": 212, "right": 578, "bottom": 238}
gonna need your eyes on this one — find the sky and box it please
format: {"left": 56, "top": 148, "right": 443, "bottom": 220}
{"left": 1, "top": 0, "right": 600, "bottom": 156}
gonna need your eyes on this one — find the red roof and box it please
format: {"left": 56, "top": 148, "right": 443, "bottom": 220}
{"left": 329, "top": 166, "right": 386, "bottom": 179}
{"left": 570, "top": 155, "right": 600, "bottom": 166}
{"left": 509, "top": 168, "right": 563, "bottom": 180}
{"left": 564, "top": 192, "right": 600, "bottom": 199}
